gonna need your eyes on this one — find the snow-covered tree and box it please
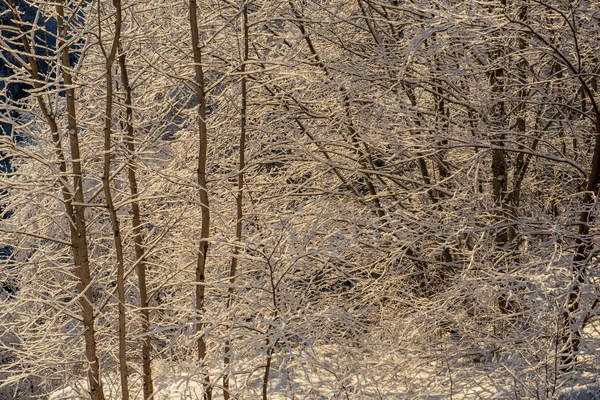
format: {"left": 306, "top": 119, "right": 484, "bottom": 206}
{"left": 1, "top": 0, "right": 600, "bottom": 398}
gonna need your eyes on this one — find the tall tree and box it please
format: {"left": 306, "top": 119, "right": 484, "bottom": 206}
{"left": 189, "top": 0, "right": 212, "bottom": 397}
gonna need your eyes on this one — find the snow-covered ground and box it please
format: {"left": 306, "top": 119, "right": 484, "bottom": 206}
{"left": 48, "top": 329, "right": 600, "bottom": 400}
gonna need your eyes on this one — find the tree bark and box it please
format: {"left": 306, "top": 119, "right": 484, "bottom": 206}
{"left": 189, "top": 0, "right": 211, "bottom": 398}
{"left": 56, "top": 2, "right": 106, "bottom": 398}
{"left": 101, "top": 0, "right": 129, "bottom": 397}
{"left": 223, "top": 2, "right": 249, "bottom": 399}
{"left": 118, "top": 46, "right": 155, "bottom": 400}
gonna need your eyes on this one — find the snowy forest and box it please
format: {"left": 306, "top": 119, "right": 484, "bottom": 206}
{"left": 1, "top": 0, "right": 600, "bottom": 398}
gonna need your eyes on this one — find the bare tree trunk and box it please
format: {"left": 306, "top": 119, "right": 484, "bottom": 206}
{"left": 262, "top": 264, "right": 281, "bottom": 400}
{"left": 488, "top": 59, "right": 511, "bottom": 247}
{"left": 188, "top": 1, "right": 211, "bottom": 398}
{"left": 262, "top": 339, "right": 275, "bottom": 400}
{"left": 118, "top": 45, "right": 155, "bottom": 400}
{"left": 223, "top": 2, "right": 249, "bottom": 399}
{"left": 431, "top": 60, "right": 453, "bottom": 267}
{"left": 56, "top": 2, "right": 106, "bottom": 398}
{"left": 561, "top": 114, "right": 600, "bottom": 369}
{"left": 6, "top": 2, "right": 105, "bottom": 397}
{"left": 504, "top": 4, "right": 600, "bottom": 368}
{"left": 100, "top": 0, "right": 129, "bottom": 397}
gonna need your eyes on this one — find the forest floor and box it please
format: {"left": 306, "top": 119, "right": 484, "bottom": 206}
{"left": 49, "top": 321, "right": 600, "bottom": 399}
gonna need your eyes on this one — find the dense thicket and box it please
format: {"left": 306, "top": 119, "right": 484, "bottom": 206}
{"left": 1, "top": 0, "right": 599, "bottom": 398}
